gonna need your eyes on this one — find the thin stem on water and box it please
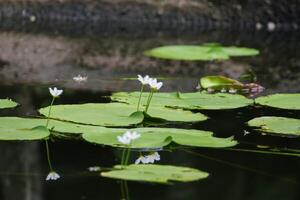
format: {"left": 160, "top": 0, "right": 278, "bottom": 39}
{"left": 46, "top": 97, "right": 55, "bottom": 128}
{"left": 45, "top": 140, "right": 53, "bottom": 171}
{"left": 121, "top": 149, "right": 126, "bottom": 166}
{"left": 137, "top": 85, "right": 144, "bottom": 111}
{"left": 124, "top": 148, "right": 131, "bottom": 165}
{"left": 145, "top": 90, "right": 154, "bottom": 113}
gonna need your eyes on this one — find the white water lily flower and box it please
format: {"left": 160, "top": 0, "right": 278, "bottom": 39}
{"left": 221, "top": 88, "right": 227, "bottom": 93}
{"left": 88, "top": 166, "right": 101, "bottom": 172}
{"left": 148, "top": 78, "right": 163, "bottom": 90}
{"left": 49, "top": 87, "right": 63, "bottom": 98}
{"left": 46, "top": 171, "right": 60, "bottom": 181}
{"left": 137, "top": 75, "right": 151, "bottom": 85}
{"left": 73, "top": 75, "right": 88, "bottom": 83}
{"left": 135, "top": 152, "right": 160, "bottom": 164}
{"left": 117, "top": 131, "right": 141, "bottom": 145}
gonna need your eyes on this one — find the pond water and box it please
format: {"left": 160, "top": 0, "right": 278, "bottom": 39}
{"left": 0, "top": 28, "right": 300, "bottom": 200}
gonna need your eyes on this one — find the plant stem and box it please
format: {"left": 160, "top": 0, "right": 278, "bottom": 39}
{"left": 145, "top": 90, "right": 154, "bottom": 113}
{"left": 137, "top": 85, "right": 144, "bottom": 111}
{"left": 45, "top": 140, "right": 53, "bottom": 171}
{"left": 45, "top": 97, "right": 55, "bottom": 128}
{"left": 124, "top": 148, "right": 131, "bottom": 165}
{"left": 121, "top": 149, "right": 126, "bottom": 166}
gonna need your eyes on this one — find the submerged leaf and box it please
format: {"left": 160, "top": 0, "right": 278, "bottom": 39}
{"left": 0, "top": 99, "right": 18, "bottom": 109}
{"left": 101, "top": 164, "right": 209, "bottom": 184}
{"left": 112, "top": 92, "right": 253, "bottom": 110}
{"left": 247, "top": 116, "right": 300, "bottom": 137}
{"left": 255, "top": 93, "right": 300, "bottom": 110}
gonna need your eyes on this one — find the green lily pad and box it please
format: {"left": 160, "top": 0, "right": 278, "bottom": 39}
{"left": 0, "top": 99, "right": 18, "bottom": 109}
{"left": 247, "top": 116, "right": 300, "bottom": 137}
{"left": 39, "top": 103, "right": 207, "bottom": 127}
{"left": 0, "top": 117, "right": 108, "bottom": 136}
{"left": 144, "top": 44, "right": 259, "bottom": 61}
{"left": 255, "top": 93, "right": 300, "bottom": 110}
{"left": 101, "top": 164, "right": 209, "bottom": 184}
{"left": 82, "top": 127, "right": 237, "bottom": 149}
{"left": 200, "top": 76, "right": 244, "bottom": 90}
{"left": 111, "top": 92, "right": 253, "bottom": 110}
{"left": 0, "top": 118, "right": 50, "bottom": 140}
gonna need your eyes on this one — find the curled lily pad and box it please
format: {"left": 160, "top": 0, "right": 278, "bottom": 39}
{"left": 0, "top": 117, "right": 50, "bottom": 140}
{"left": 255, "top": 93, "right": 300, "bottom": 110}
{"left": 247, "top": 116, "right": 300, "bottom": 137}
{"left": 144, "top": 44, "right": 259, "bottom": 61}
{"left": 82, "top": 127, "right": 237, "bottom": 149}
{"left": 101, "top": 164, "right": 209, "bottom": 184}
{"left": 0, "top": 99, "right": 18, "bottom": 109}
{"left": 112, "top": 92, "right": 253, "bottom": 110}
{"left": 200, "top": 76, "right": 244, "bottom": 90}
{"left": 39, "top": 103, "right": 207, "bottom": 127}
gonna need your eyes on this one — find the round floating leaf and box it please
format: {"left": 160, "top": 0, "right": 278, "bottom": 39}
{"left": 255, "top": 93, "right": 300, "bottom": 110}
{"left": 247, "top": 116, "right": 300, "bottom": 137}
{"left": 112, "top": 92, "right": 253, "bottom": 110}
{"left": 0, "top": 99, "right": 18, "bottom": 109}
{"left": 39, "top": 103, "right": 207, "bottom": 127}
{"left": 82, "top": 127, "right": 237, "bottom": 149}
{"left": 0, "top": 117, "right": 50, "bottom": 140}
{"left": 144, "top": 45, "right": 259, "bottom": 61}
{"left": 0, "top": 117, "right": 108, "bottom": 136}
{"left": 101, "top": 164, "right": 209, "bottom": 184}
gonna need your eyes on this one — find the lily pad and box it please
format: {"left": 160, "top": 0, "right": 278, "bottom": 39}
{"left": 200, "top": 76, "right": 244, "bottom": 90}
{"left": 255, "top": 93, "right": 300, "bottom": 110}
{"left": 0, "top": 99, "right": 18, "bottom": 109}
{"left": 144, "top": 44, "right": 259, "bottom": 61}
{"left": 101, "top": 164, "right": 209, "bottom": 184}
{"left": 111, "top": 92, "right": 253, "bottom": 110}
{"left": 39, "top": 103, "right": 207, "bottom": 127}
{"left": 0, "top": 117, "right": 107, "bottom": 136}
{"left": 0, "top": 117, "right": 50, "bottom": 140}
{"left": 82, "top": 127, "right": 237, "bottom": 149}
{"left": 247, "top": 116, "right": 300, "bottom": 137}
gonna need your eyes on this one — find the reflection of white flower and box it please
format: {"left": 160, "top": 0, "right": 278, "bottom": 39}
{"left": 228, "top": 88, "right": 237, "bottom": 94}
{"left": 135, "top": 152, "right": 160, "bottom": 164}
{"left": 138, "top": 75, "right": 151, "bottom": 85}
{"left": 221, "top": 88, "right": 227, "bottom": 93}
{"left": 149, "top": 78, "right": 163, "bottom": 90}
{"left": 117, "top": 131, "right": 141, "bottom": 145}
{"left": 73, "top": 75, "right": 88, "bottom": 83}
{"left": 46, "top": 171, "right": 60, "bottom": 181}
{"left": 49, "top": 87, "right": 63, "bottom": 98}
{"left": 88, "top": 166, "right": 101, "bottom": 172}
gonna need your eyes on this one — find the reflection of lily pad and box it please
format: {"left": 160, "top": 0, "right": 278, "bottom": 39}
{"left": 255, "top": 94, "right": 300, "bottom": 110}
{"left": 82, "top": 127, "right": 237, "bottom": 149}
{"left": 112, "top": 92, "right": 253, "bottom": 110}
{"left": 0, "top": 99, "right": 18, "bottom": 109}
{"left": 247, "top": 116, "right": 300, "bottom": 137}
{"left": 144, "top": 45, "right": 259, "bottom": 61}
{"left": 0, "top": 118, "right": 50, "bottom": 140}
{"left": 39, "top": 103, "right": 207, "bottom": 127}
{"left": 101, "top": 164, "right": 209, "bottom": 184}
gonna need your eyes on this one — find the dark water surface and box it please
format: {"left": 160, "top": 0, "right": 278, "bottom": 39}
{"left": 0, "top": 29, "right": 300, "bottom": 200}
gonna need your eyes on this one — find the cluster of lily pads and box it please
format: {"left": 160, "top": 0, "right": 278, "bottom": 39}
{"left": 1, "top": 77, "right": 299, "bottom": 183}
{"left": 0, "top": 44, "right": 299, "bottom": 185}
